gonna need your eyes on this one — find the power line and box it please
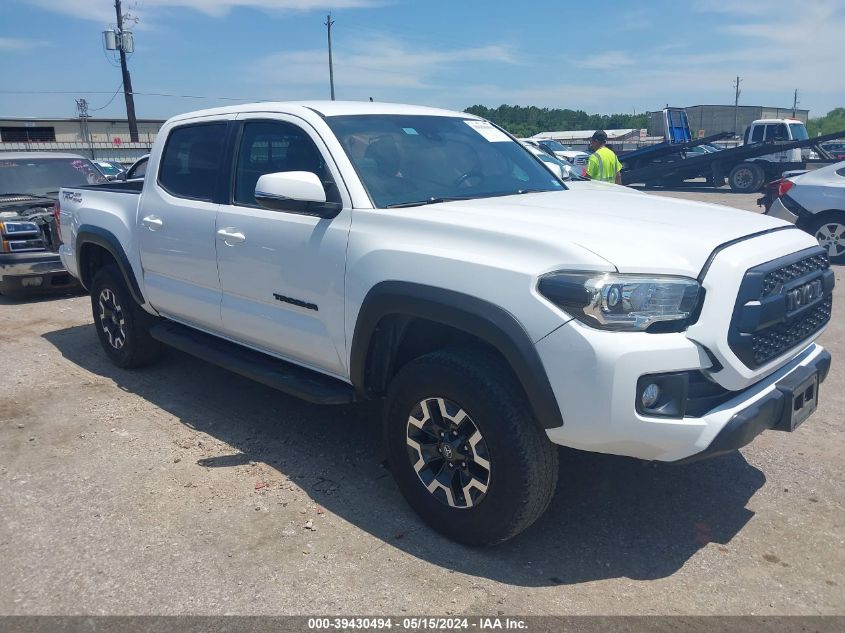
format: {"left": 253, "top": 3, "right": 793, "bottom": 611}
{"left": 89, "top": 83, "right": 125, "bottom": 111}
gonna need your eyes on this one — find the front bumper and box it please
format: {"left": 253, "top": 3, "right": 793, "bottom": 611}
{"left": 0, "top": 252, "right": 77, "bottom": 293}
{"left": 537, "top": 317, "right": 830, "bottom": 462}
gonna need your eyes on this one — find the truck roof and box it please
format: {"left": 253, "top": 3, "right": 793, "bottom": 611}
{"left": 166, "top": 101, "right": 480, "bottom": 124}
{"left": 753, "top": 119, "right": 805, "bottom": 125}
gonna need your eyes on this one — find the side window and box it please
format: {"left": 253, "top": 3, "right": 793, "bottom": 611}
{"left": 234, "top": 120, "right": 339, "bottom": 207}
{"left": 751, "top": 125, "right": 765, "bottom": 143}
{"left": 128, "top": 156, "right": 148, "bottom": 179}
{"left": 765, "top": 124, "right": 788, "bottom": 141}
{"left": 158, "top": 123, "right": 227, "bottom": 201}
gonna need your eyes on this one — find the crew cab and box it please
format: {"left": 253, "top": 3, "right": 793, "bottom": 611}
{"left": 58, "top": 102, "right": 833, "bottom": 545}
{"left": 0, "top": 152, "right": 105, "bottom": 295}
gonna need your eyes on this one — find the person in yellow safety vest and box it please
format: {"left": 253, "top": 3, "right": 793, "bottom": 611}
{"left": 586, "top": 130, "right": 622, "bottom": 184}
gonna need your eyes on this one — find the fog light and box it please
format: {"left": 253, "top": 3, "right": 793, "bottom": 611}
{"left": 641, "top": 383, "right": 661, "bottom": 409}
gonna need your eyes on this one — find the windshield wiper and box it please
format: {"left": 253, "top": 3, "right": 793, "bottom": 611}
{"left": 386, "top": 196, "right": 472, "bottom": 208}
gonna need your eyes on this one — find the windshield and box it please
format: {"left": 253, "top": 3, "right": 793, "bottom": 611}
{"left": 326, "top": 115, "right": 564, "bottom": 208}
{"left": 0, "top": 157, "right": 106, "bottom": 196}
{"left": 789, "top": 123, "right": 809, "bottom": 141}
{"left": 96, "top": 162, "right": 124, "bottom": 177}
{"left": 539, "top": 140, "right": 571, "bottom": 152}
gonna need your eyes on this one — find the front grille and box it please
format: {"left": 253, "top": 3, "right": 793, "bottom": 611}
{"left": 761, "top": 252, "right": 829, "bottom": 297}
{"left": 751, "top": 296, "right": 832, "bottom": 366}
{"left": 729, "top": 246, "right": 834, "bottom": 369}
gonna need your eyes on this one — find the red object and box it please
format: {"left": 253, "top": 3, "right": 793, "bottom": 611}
{"left": 53, "top": 201, "right": 62, "bottom": 244}
{"left": 777, "top": 179, "right": 794, "bottom": 198}
{"left": 113, "top": 137, "right": 122, "bottom": 146}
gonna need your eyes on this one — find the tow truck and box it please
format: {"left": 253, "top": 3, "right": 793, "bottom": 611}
{"left": 621, "top": 108, "right": 845, "bottom": 192}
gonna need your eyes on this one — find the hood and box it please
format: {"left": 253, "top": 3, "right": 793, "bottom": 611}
{"left": 396, "top": 185, "right": 789, "bottom": 277}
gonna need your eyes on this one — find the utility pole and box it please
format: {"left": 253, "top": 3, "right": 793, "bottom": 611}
{"left": 115, "top": 0, "right": 139, "bottom": 141}
{"left": 325, "top": 13, "right": 335, "bottom": 100}
{"left": 76, "top": 98, "right": 95, "bottom": 159}
{"left": 732, "top": 75, "right": 742, "bottom": 137}
{"left": 792, "top": 89, "right": 799, "bottom": 118}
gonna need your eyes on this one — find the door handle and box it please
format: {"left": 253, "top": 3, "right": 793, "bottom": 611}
{"left": 142, "top": 215, "right": 163, "bottom": 231}
{"left": 216, "top": 227, "right": 246, "bottom": 245}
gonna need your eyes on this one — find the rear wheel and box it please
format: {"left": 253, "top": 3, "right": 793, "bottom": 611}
{"left": 384, "top": 348, "right": 559, "bottom": 546}
{"left": 809, "top": 214, "right": 845, "bottom": 264}
{"left": 728, "top": 163, "right": 765, "bottom": 193}
{"left": 90, "top": 265, "right": 161, "bottom": 368}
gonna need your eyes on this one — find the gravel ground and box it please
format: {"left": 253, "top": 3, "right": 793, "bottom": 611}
{"left": 1, "top": 187, "right": 843, "bottom": 616}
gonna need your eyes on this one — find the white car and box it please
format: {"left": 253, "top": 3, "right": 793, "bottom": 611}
{"left": 765, "top": 161, "right": 845, "bottom": 263}
{"left": 57, "top": 101, "right": 833, "bottom": 545}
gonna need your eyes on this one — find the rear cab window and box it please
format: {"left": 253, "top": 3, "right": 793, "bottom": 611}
{"left": 158, "top": 123, "right": 227, "bottom": 201}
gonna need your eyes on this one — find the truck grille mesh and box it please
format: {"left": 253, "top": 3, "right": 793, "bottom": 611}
{"left": 761, "top": 253, "right": 829, "bottom": 298}
{"left": 751, "top": 296, "right": 832, "bottom": 366}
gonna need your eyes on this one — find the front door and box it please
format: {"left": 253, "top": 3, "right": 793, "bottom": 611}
{"left": 215, "top": 117, "right": 352, "bottom": 378}
{"left": 139, "top": 119, "right": 230, "bottom": 330}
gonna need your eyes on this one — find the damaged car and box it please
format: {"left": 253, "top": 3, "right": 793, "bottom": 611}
{"left": 0, "top": 152, "right": 106, "bottom": 295}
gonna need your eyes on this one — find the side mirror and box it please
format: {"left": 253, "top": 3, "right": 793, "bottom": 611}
{"left": 255, "top": 171, "right": 342, "bottom": 219}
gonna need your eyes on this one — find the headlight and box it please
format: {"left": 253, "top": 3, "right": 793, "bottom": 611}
{"left": 538, "top": 271, "right": 701, "bottom": 331}
{"left": 0, "top": 221, "right": 40, "bottom": 236}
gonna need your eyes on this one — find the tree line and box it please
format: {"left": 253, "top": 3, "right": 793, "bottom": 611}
{"left": 465, "top": 104, "right": 845, "bottom": 139}
{"left": 463, "top": 104, "right": 649, "bottom": 138}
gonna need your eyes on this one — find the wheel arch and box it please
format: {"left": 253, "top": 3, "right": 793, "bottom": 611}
{"left": 76, "top": 225, "right": 146, "bottom": 305}
{"left": 350, "top": 281, "right": 564, "bottom": 430}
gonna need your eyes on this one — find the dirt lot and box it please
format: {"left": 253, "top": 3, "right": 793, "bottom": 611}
{"left": 1, "top": 187, "right": 843, "bottom": 616}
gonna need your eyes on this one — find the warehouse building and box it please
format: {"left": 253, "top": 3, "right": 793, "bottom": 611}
{"left": 648, "top": 105, "right": 810, "bottom": 139}
{"left": 0, "top": 116, "right": 165, "bottom": 163}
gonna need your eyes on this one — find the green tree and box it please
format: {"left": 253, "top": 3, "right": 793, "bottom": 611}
{"left": 807, "top": 108, "right": 845, "bottom": 137}
{"left": 464, "top": 104, "right": 648, "bottom": 137}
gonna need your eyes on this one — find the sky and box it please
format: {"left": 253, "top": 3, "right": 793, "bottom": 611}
{"left": 1, "top": 0, "right": 843, "bottom": 121}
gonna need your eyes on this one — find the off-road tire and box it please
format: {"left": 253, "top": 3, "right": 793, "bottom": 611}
{"left": 384, "top": 347, "right": 559, "bottom": 546}
{"left": 90, "top": 264, "right": 161, "bottom": 368}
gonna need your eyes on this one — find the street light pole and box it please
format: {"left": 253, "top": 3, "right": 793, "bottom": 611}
{"left": 115, "top": 0, "right": 139, "bottom": 142}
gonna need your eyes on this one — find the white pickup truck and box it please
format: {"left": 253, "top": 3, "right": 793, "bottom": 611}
{"left": 57, "top": 101, "right": 834, "bottom": 545}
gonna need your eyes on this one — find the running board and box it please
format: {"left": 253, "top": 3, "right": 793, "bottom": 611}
{"left": 149, "top": 321, "right": 356, "bottom": 405}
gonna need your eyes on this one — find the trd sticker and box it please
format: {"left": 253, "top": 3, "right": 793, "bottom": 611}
{"left": 62, "top": 191, "right": 82, "bottom": 203}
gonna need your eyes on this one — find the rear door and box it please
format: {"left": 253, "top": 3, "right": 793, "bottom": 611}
{"left": 215, "top": 115, "right": 352, "bottom": 377}
{"left": 138, "top": 118, "right": 231, "bottom": 330}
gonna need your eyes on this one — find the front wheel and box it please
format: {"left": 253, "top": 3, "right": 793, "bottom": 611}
{"left": 384, "top": 348, "right": 559, "bottom": 546}
{"left": 90, "top": 264, "right": 161, "bottom": 368}
{"left": 808, "top": 214, "right": 845, "bottom": 264}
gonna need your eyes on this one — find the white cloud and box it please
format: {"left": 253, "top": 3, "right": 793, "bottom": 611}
{"left": 0, "top": 37, "right": 48, "bottom": 51}
{"left": 251, "top": 35, "right": 519, "bottom": 96}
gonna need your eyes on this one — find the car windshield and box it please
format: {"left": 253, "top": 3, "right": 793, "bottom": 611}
{"left": 539, "top": 140, "right": 571, "bottom": 152}
{"left": 0, "top": 157, "right": 106, "bottom": 196}
{"left": 326, "top": 115, "right": 565, "bottom": 207}
{"left": 789, "top": 123, "right": 809, "bottom": 141}
{"left": 96, "top": 162, "right": 124, "bottom": 177}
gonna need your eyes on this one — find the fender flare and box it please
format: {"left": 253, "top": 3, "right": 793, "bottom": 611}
{"left": 76, "top": 225, "right": 146, "bottom": 305}
{"left": 350, "top": 281, "right": 564, "bottom": 430}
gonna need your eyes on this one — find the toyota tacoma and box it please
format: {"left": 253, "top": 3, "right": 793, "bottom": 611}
{"left": 57, "top": 102, "right": 834, "bottom": 545}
